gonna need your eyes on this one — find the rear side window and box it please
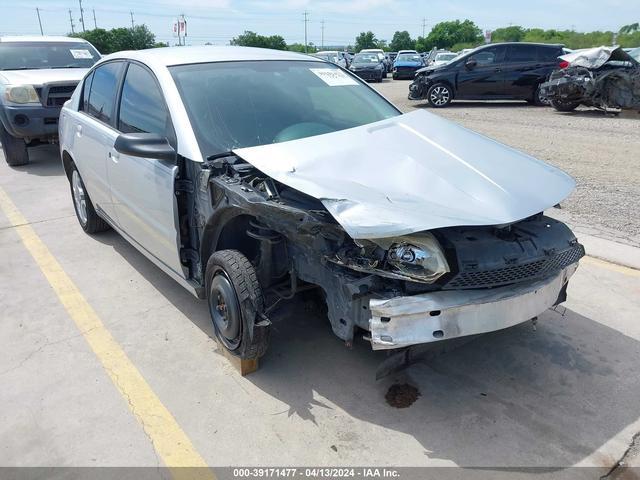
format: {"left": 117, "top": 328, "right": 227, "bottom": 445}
{"left": 507, "top": 45, "right": 539, "bottom": 63}
{"left": 537, "top": 46, "right": 562, "bottom": 62}
{"left": 86, "top": 62, "right": 122, "bottom": 124}
{"left": 80, "top": 71, "right": 94, "bottom": 111}
{"left": 118, "top": 63, "right": 169, "bottom": 136}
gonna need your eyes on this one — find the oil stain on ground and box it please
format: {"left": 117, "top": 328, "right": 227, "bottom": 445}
{"left": 385, "top": 383, "right": 420, "bottom": 408}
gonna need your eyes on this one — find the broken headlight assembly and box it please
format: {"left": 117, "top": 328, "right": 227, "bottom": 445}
{"left": 329, "top": 232, "right": 450, "bottom": 284}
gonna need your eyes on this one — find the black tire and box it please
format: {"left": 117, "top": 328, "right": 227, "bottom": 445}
{"left": 0, "top": 125, "right": 29, "bottom": 166}
{"left": 529, "top": 85, "right": 549, "bottom": 106}
{"left": 69, "top": 163, "right": 110, "bottom": 234}
{"left": 206, "top": 250, "right": 269, "bottom": 360}
{"left": 551, "top": 99, "right": 580, "bottom": 112}
{"left": 427, "top": 83, "right": 453, "bottom": 108}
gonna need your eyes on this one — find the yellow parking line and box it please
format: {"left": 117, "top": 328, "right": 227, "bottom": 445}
{"left": 584, "top": 255, "right": 640, "bottom": 277}
{"left": 0, "top": 187, "right": 215, "bottom": 480}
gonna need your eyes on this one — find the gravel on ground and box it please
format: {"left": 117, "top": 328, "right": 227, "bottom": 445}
{"left": 372, "top": 79, "right": 640, "bottom": 244}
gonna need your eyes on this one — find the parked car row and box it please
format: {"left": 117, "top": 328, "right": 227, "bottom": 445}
{"left": 1, "top": 36, "right": 585, "bottom": 367}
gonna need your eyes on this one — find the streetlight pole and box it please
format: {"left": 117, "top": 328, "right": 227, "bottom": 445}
{"left": 36, "top": 8, "right": 44, "bottom": 35}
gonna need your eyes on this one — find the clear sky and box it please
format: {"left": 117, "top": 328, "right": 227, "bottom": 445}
{"left": 3, "top": 0, "right": 638, "bottom": 47}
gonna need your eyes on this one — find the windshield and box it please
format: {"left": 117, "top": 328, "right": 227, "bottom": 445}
{"left": 397, "top": 54, "right": 422, "bottom": 62}
{"left": 0, "top": 42, "right": 100, "bottom": 70}
{"left": 171, "top": 60, "right": 399, "bottom": 157}
{"left": 631, "top": 47, "right": 640, "bottom": 62}
{"left": 353, "top": 54, "right": 379, "bottom": 63}
{"left": 435, "top": 53, "right": 457, "bottom": 62}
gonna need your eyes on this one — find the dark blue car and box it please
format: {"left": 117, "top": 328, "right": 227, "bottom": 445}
{"left": 392, "top": 53, "right": 425, "bottom": 80}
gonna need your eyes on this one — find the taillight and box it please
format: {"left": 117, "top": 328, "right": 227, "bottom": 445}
{"left": 559, "top": 60, "right": 569, "bottom": 69}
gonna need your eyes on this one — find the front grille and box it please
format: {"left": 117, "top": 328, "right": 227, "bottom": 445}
{"left": 44, "top": 84, "right": 78, "bottom": 107}
{"left": 443, "top": 243, "right": 585, "bottom": 289}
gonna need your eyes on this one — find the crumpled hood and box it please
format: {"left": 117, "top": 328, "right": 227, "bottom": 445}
{"left": 0, "top": 68, "right": 88, "bottom": 86}
{"left": 560, "top": 46, "right": 638, "bottom": 69}
{"left": 233, "top": 110, "right": 575, "bottom": 239}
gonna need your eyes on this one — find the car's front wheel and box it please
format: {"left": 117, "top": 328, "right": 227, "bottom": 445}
{"left": 427, "top": 83, "right": 452, "bottom": 108}
{"left": 551, "top": 99, "right": 580, "bottom": 112}
{"left": 69, "top": 164, "right": 110, "bottom": 234}
{"left": 206, "top": 250, "right": 270, "bottom": 360}
{"left": 0, "top": 125, "right": 29, "bottom": 166}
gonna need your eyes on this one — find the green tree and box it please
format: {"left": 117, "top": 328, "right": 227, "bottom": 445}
{"left": 423, "top": 20, "right": 483, "bottom": 50}
{"left": 619, "top": 23, "right": 639, "bottom": 35}
{"left": 287, "top": 43, "right": 316, "bottom": 53}
{"left": 230, "top": 31, "right": 287, "bottom": 50}
{"left": 491, "top": 26, "right": 525, "bottom": 42}
{"left": 389, "top": 31, "right": 415, "bottom": 51}
{"left": 355, "top": 31, "right": 379, "bottom": 51}
{"left": 71, "top": 25, "right": 158, "bottom": 54}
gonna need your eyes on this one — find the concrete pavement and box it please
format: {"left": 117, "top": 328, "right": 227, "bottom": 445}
{"left": 1, "top": 145, "right": 640, "bottom": 474}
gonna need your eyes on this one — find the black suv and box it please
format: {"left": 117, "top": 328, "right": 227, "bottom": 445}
{"left": 409, "top": 42, "right": 564, "bottom": 107}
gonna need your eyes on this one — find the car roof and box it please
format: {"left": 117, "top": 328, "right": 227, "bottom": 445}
{"left": 0, "top": 35, "right": 89, "bottom": 43}
{"left": 101, "top": 45, "right": 322, "bottom": 67}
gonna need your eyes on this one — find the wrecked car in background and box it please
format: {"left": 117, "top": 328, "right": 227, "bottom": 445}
{"left": 541, "top": 46, "right": 640, "bottom": 112}
{"left": 59, "top": 46, "right": 584, "bottom": 366}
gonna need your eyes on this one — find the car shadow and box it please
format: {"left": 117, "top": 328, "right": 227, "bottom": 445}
{"left": 6, "top": 144, "right": 64, "bottom": 177}
{"left": 95, "top": 230, "right": 640, "bottom": 468}
{"left": 413, "top": 100, "right": 535, "bottom": 109}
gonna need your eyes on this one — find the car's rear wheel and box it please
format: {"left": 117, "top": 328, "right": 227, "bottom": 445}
{"left": 427, "top": 83, "right": 452, "bottom": 108}
{"left": 551, "top": 99, "right": 580, "bottom": 112}
{"left": 529, "top": 85, "right": 549, "bottom": 106}
{"left": 0, "top": 125, "right": 29, "bottom": 166}
{"left": 69, "top": 165, "right": 110, "bottom": 234}
{"left": 206, "top": 250, "right": 269, "bottom": 360}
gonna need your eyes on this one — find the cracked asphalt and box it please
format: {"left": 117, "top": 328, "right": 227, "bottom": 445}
{"left": 1, "top": 96, "right": 640, "bottom": 476}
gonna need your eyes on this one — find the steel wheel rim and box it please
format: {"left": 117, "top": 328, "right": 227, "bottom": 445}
{"left": 209, "top": 271, "right": 241, "bottom": 350}
{"left": 430, "top": 86, "right": 450, "bottom": 105}
{"left": 71, "top": 170, "right": 88, "bottom": 226}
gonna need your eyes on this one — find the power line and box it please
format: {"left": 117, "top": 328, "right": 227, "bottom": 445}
{"left": 303, "top": 10, "right": 309, "bottom": 53}
{"left": 36, "top": 7, "right": 44, "bottom": 35}
{"left": 78, "top": 0, "right": 85, "bottom": 32}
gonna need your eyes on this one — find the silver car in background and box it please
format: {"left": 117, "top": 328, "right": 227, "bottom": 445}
{"left": 59, "top": 46, "right": 584, "bottom": 365}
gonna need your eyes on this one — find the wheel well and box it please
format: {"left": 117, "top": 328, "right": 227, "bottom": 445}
{"left": 431, "top": 80, "right": 455, "bottom": 98}
{"left": 62, "top": 151, "right": 74, "bottom": 180}
{"left": 206, "top": 214, "right": 260, "bottom": 266}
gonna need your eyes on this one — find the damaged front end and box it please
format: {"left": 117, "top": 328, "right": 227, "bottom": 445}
{"left": 540, "top": 46, "right": 640, "bottom": 112}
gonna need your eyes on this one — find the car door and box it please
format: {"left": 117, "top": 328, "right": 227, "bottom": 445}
{"left": 107, "top": 61, "right": 184, "bottom": 276}
{"left": 73, "top": 61, "right": 124, "bottom": 223}
{"left": 455, "top": 45, "right": 506, "bottom": 98}
{"left": 503, "top": 44, "right": 541, "bottom": 99}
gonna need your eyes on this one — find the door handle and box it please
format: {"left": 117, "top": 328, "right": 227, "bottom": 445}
{"left": 75, "top": 125, "right": 82, "bottom": 137}
{"left": 108, "top": 150, "right": 119, "bottom": 163}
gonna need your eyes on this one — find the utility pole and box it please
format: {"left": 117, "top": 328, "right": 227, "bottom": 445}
{"left": 130, "top": 11, "right": 135, "bottom": 29}
{"left": 78, "top": 0, "right": 85, "bottom": 32}
{"left": 422, "top": 17, "right": 426, "bottom": 38}
{"left": 92, "top": 9, "right": 97, "bottom": 29}
{"left": 68, "top": 9, "right": 75, "bottom": 34}
{"left": 303, "top": 10, "right": 309, "bottom": 53}
{"left": 321, "top": 19, "right": 325, "bottom": 50}
{"left": 36, "top": 8, "right": 43, "bottom": 35}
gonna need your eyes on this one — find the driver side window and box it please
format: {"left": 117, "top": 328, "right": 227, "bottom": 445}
{"left": 469, "top": 47, "right": 504, "bottom": 66}
{"left": 118, "top": 63, "right": 171, "bottom": 139}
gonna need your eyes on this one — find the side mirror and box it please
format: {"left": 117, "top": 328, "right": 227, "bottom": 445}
{"left": 114, "top": 133, "right": 176, "bottom": 162}
{"left": 465, "top": 58, "right": 478, "bottom": 69}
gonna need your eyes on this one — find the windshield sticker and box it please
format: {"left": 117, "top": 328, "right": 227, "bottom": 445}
{"left": 310, "top": 68, "right": 358, "bottom": 86}
{"left": 70, "top": 49, "right": 93, "bottom": 59}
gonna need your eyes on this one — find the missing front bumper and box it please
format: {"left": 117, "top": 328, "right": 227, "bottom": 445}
{"left": 369, "top": 264, "right": 578, "bottom": 350}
